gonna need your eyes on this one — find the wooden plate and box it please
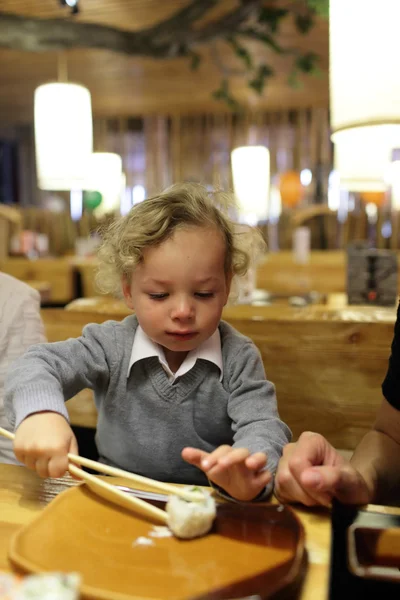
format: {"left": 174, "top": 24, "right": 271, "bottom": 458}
{"left": 9, "top": 482, "right": 306, "bottom": 600}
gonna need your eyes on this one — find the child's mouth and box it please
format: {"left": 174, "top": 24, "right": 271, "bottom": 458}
{"left": 166, "top": 331, "right": 198, "bottom": 341}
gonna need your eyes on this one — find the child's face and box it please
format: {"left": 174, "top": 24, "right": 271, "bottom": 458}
{"left": 122, "top": 226, "right": 231, "bottom": 355}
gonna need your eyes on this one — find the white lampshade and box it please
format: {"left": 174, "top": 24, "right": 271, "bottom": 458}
{"left": 231, "top": 146, "right": 270, "bottom": 224}
{"left": 35, "top": 83, "right": 93, "bottom": 190}
{"left": 330, "top": 0, "right": 400, "bottom": 191}
{"left": 85, "top": 152, "right": 123, "bottom": 216}
{"left": 332, "top": 126, "right": 400, "bottom": 192}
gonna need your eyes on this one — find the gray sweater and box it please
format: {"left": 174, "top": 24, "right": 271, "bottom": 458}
{"left": 5, "top": 315, "right": 291, "bottom": 493}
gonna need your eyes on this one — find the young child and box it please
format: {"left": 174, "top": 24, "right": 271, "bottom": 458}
{"left": 5, "top": 183, "right": 291, "bottom": 501}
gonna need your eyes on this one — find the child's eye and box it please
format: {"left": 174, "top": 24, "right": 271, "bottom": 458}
{"left": 149, "top": 293, "right": 168, "bottom": 300}
{"left": 195, "top": 292, "right": 214, "bottom": 298}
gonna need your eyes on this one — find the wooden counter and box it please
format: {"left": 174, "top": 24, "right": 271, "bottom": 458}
{"left": 256, "top": 251, "right": 348, "bottom": 294}
{"left": 0, "top": 258, "right": 75, "bottom": 304}
{"left": 3, "top": 250, "right": 400, "bottom": 303}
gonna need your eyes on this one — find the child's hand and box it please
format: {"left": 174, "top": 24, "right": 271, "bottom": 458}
{"left": 14, "top": 412, "right": 78, "bottom": 479}
{"left": 182, "top": 445, "right": 271, "bottom": 501}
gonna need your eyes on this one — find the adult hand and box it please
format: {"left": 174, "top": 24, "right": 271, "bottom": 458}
{"left": 275, "top": 432, "right": 372, "bottom": 506}
{"left": 182, "top": 445, "right": 271, "bottom": 501}
{"left": 14, "top": 412, "right": 78, "bottom": 479}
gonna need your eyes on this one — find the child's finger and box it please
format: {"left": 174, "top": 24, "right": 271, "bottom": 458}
{"left": 69, "top": 435, "right": 79, "bottom": 457}
{"left": 36, "top": 456, "right": 51, "bottom": 479}
{"left": 245, "top": 471, "right": 272, "bottom": 500}
{"left": 48, "top": 454, "right": 69, "bottom": 479}
{"left": 205, "top": 448, "right": 250, "bottom": 477}
{"left": 253, "top": 470, "right": 272, "bottom": 488}
{"left": 24, "top": 456, "right": 38, "bottom": 472}
{"left": 181, "top": 447, "right": 209, "bottom": 468}
{"left": 245, "top": 452, "right": 268, "bottom": 471}
{"left": 200, "top": 445, "right": 233, "bottom": 470}
{"left": 217, "top": 447, "right": 250, "bottom": 468}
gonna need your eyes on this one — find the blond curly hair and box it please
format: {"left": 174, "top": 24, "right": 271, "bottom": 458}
{"left": 96, "top": 183, "right": 266, "bottom": 296}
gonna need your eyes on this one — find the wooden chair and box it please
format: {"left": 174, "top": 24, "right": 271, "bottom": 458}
{"left": 0, "top": 205, "right": 21, "bottom": 259}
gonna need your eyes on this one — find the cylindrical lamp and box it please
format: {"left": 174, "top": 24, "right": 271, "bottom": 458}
{"left": 35, "top": 83, "right": 93, "bottom": 191}
{"left": 330, "top": 0, "right": 400, "bottom": 191}
{"left": 84, "top": 152, "right": 123, "bottom": 216}
{"left": 231, "top": 146, "right": 270, "bottom": 224}
{"left": 332, "top": 126, "right": 400, "bottom": 192}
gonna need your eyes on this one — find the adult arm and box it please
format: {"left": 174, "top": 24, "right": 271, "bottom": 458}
{"left": 274, "top": 399, "right": 400, "bottom": 506}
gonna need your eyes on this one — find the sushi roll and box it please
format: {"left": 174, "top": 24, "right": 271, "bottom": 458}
{"left": 166, "top": 486, "right": 217, "bottom": 539}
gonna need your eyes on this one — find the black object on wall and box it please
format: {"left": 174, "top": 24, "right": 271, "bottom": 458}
{"left": 0, "top": 139, "right": 19, "bottom": 204}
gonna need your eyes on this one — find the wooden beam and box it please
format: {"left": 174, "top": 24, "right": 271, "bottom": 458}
{"left": 0, "top": 2, "right": 262, "bottom": 57}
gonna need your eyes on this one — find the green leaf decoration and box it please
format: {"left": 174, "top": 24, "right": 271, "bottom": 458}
{"left": 189, "top": 52, "right": 201, "bottom": 71}
{"left": 306, "top": 0, "right": 329, "bottom": 18}
{"left": 258, "top": 7, "right": 289, "bottom": 32}
{"left": 240, "top": 29, "right": 285, "bottom": 55}
{"left": 295, "top": 52, "right": 320, "bottom": 73}
{"left": 295, "top": 13, "right": 314, "bottom": 34}
{"left": 287, "top": 69, "right": 303, "bottom": 89}
{"left": 227, "top": 37, "right": 253, "bottom": 69}
{"left": 249, "top": 64, "right": 275, "bottom": 95}
{"left": 212, "top": 80, "right": 242, "bottom": 111}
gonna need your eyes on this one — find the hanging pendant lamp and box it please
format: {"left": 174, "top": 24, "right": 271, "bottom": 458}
{"left": 231, "top": 146, "right": 270, "bottom": 224}
{"left": 84, "top": 152, "right": 123, "bottom": 216}
{"left": 34, "top": 54, "right": 93, "bottom": 191}
{"left": 330, "top": 0, "right": 400, "bottom": 191}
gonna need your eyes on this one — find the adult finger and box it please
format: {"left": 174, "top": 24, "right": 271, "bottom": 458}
{"left": 275, "top": 464, "right": 330, "bottom": 506}
{"left": 302, "top": 465, "right": 371, "bottom": 505}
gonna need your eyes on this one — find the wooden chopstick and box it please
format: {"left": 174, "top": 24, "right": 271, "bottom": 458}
{"left": 0, "top": 427, "right": 13, "bottom": 441}
{"left": 0, "top": 426, "right": 202, "bottom": 502}
{"left": 68, "top": 463, "right": 168, "bottom": 523}
{"left": 66, "top": 454, "right": 203, "bottom": 502}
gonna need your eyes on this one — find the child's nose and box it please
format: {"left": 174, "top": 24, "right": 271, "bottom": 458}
{"left": 171, "top": 297, "right": 195, "bottom": 320}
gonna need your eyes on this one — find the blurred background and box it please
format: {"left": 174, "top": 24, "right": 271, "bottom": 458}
{"left": 0, "top": 0, "right": 333, "bottom": 259}
{"left": 2, "top": 0, "right": 400, "bottom": 461}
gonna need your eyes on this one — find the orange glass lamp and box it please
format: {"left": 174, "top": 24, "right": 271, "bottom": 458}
{"left": 279, "top": 171, "right": 303, "bottom": 208}
{"left": 359, "top": 191, "right": 386, "bottom": 208}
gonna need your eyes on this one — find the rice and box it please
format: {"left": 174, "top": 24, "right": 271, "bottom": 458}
{"left": 166, "top": 486, "right": 216, "bottom": 539}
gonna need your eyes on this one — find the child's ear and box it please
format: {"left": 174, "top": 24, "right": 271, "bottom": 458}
{"left": 122, "top": 276, "right": 134, "bottom": 310}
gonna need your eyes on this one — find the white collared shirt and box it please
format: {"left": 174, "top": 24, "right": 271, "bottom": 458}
{"left": 127, "top": 325, "right": 223, "bottom": 383}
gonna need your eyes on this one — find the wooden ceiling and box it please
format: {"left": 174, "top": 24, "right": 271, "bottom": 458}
{"left": 0, "top": 1, "right": 329, "bottom": 124}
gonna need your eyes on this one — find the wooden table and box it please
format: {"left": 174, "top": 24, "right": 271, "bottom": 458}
{"left": 0, "top": 464, "right": 330, "bottom": 599}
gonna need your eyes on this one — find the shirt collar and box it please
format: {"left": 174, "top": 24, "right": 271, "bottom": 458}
{"left": 127, "top": 325, "right": 223, "bottom": 382}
